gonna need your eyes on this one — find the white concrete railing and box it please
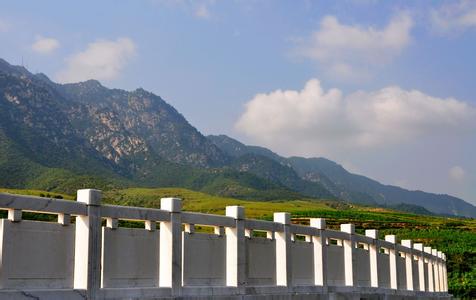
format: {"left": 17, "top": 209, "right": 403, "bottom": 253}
{"left": 0, "top": 189, "right": 450, "bottom": 300}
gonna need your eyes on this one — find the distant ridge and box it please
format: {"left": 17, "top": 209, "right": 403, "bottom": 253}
{"left": 208, "top": 134, "right": 476, "bottom": 217}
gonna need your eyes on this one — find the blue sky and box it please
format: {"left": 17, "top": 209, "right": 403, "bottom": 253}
{"left": 1, "top": 0, "right": 475, "bottom": 204}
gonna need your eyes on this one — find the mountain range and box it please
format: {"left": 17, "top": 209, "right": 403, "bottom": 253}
{"left": 0, "top": 58, "right": 474, "bottom": 218}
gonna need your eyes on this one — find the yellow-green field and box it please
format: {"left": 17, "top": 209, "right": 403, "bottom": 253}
{"left": 104, "top": 187, "right": 333, "bottom": 219}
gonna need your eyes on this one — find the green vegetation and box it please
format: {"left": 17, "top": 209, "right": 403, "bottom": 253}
{"left": 0, "top": 188, "right": 74, "bottom": 200}
{"left": 0, "top": 187, "right": 474, "bottom": 298}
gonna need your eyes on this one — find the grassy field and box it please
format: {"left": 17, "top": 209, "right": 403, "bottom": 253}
{"left": 0, "top": 187, "right": 475, "bottom": 298}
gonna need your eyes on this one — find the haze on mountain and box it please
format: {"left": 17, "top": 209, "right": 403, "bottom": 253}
{"left": 1, "top": 58, "right": 475, "bottom": 218}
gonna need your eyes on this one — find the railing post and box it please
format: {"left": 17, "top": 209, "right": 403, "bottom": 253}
{"left": 310, "top": 218, "right": 327, "bottom": 287}
{"left": 106, "top": 217, "right": 118, "bottom": 229}
{"left": 145, "top": 220, "right": 156, "bottom": 231}
{"left": 437, "top": 251, "right": 444, "bottom": 293}
{"left": 159, "top": 198, "right": 182, "bottom": 296}
{"left": 58, "top": 213, "right": 71, "bottom": 226}
{"left": 274, "top": 212, "right": 292, "bottom": 288}
{"left": 440, "top": 254, "right": 444, "bottom": 292}
{"left": 424, "top": 247, "right": 434, "bottom": 292}
{"left": 401, "top": 240, "right": 413, "bottom": 291}
{"left": 225, "top": 206, "right": 246, "bottom": 289}
{"left": 385, "top": 235, "right": 398, "bottom": 290}
{"left": 365, "top": 229, "right": 379, "bottom": 288}
{"left": 413, "top": 243, "right": 426, "bottom": 291}
{"left": 341, "top": 224, "right": 356, "bottom": 287}
{"left": 442, "top": 253, "right": 448, "bottom": 292}
{"left": 74, "top": 189, "right": 102, "bottom": 300}
{"left": 432, "top": 249, "right": 440, "bottom": 292}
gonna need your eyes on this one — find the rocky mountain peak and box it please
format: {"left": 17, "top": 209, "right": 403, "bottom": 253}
{"left": 0, "top": 58, "right": 31, "bottom": 79}
{"left": 0, "top": 58, "right": 228, "bottom": 170}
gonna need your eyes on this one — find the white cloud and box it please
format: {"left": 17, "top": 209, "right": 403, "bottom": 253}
{"left": 296, "top": 13, "right": 413, "bottom": 80}
{"left": 32, "top": 36, "right": 60, "bottom": 54}
{"left": 235, "top": 79, "right": 476, "bottom": 157}
{"left": 56, "top": 37, "right": 136, "bottom": 83}
{"left": 431, "top": 0, "right": 476, "bottom": 33}
{"left": 449, "top": 166, "right": 466, "bottom": 182}
{"left": 195, "top": 4, "right": 211, "bottom": 19}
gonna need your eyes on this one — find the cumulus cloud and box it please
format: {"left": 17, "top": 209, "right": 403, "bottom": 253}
{"left": 31, "top": 36, "right": 60, "bottom": 54}
{"left": 235, "top": 79, "right": 476, "bottom": 157}
{"left": 449, "top": 166, "right": 466, "bottom": 182}
{"left": 56, "top": 37, "right": 136, "bottom": 83}
{"left": 431, "top": 0, "right": 476, "bottom": 33}
{"left": 195, "top": 4, "right": 211, "bottom": 19}
{"left": 296, "top": 13, "right": 413, "bottom": 80}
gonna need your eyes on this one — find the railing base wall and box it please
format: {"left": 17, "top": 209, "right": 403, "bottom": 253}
{"left": 0, "top": 289, "right": 87, "bottom": 300}
{"left": 0, "top": 287, "right": 452, "bottom": 300}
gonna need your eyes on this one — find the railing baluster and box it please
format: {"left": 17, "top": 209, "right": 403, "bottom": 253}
{"left": 385, "top": 235, "right": 398, "bottom": 290}
{"left": 159, "top": 197, "right": 182, "bottom": 296}
{"left": 365, "top": 229, "right": 379, "bottom": 288}
{"left": 341, "top": 224, "right": 356, "bottom": 287}
{"left": 401, "top": 239, "right": 414, "bottom": 291}
{"left": 225, "top": 206, "right": 246, "bottom": 289}
{"left": 7, "top": 208, "right": 21, "bottom": 222}
{"left": 274, "top": 212, "right": 292, "bottom": 288}
{"left": 311, "top": 218, "right": 327, "bottom": 287}
{"left": 73, "top": 189, "right": 102, "bottom": 300}
{"left": 424, "top": 246, "right": 434, "bottom": 292}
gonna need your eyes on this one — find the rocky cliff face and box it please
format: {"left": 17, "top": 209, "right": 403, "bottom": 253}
{"left": 0, "top": 70, "right": 115, "bottom": 176}
{"left": 56, "top": 81, "right": 229, "bottom": 169}
{"left": 0, "top": 58, "right": 228, "bottom": 177}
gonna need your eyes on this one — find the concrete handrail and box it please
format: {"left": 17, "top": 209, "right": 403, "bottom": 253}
{"left": 0, "top": 189, "right": 449, "bottom": 300}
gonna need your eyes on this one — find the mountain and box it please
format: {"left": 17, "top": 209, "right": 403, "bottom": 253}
{"left": 209, "top": 135, "right": 476, "bottom": 218}
{"left": 207, "top": 134, "right": 288, "bottom": 165}
{"left": 287, "top": 157, "right": 476, "bottom": 217}
{"left": 208, "top": 135, "right": 337, "bottom": 200}
{"left": 0, "top": 62, "right": 124, "bottom": 191}
{"left": 0, "top": 58, "right": 296, "bottom": 199}
{"left": 230, "top": 154, "right": 335, "bottom": 199}
{"left": 1, "top": 57, "right": 475, "bottom": 217}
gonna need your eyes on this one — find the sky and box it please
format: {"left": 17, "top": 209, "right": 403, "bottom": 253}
{"left": 0, "top": 0, "right": 475, "bottom": 204}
